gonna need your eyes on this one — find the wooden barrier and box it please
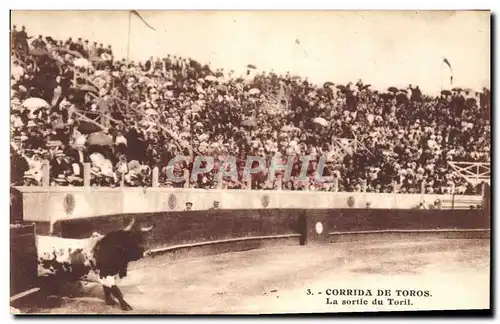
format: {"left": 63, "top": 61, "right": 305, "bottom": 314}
{"left": 55, "top": 209, "right": 303, "bottom": 245}
{"left": 15, "top": 186, "right": 484, "bottom": 227}
{"left": 53, "top": 208, "right": 490, "bottom": 253}
{"left": 10, "top": 224, "right": 38, "bottom": 299}
{"left": 10, "top": 187, "right": 23, "bottom": 224}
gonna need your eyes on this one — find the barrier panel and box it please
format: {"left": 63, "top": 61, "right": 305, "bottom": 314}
{"left": 303, "top": 209, "right": 329, "bottom": 244}
{"left": 53, "top": 208, "right": 489, "bottom": 252}
{"left": 10, "top": 224, "right": 37, "bottom": 298}
{"left": 322, "top": 208, "right": 489, "bottom": 232}
{"left": 55, "top": 209, "right": 304, "bottom": 248}
{"left": 10, "top": 187, "right": 23, "bottom": 224}
{"left": 15, "top": 186, "right": 483, "bottom": 225}
{"left": 483, "top": 183, "right": 491, "bottom": 217}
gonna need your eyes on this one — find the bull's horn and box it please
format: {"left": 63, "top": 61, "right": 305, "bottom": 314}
{"left": 140, "top": 224, "right": 154, "bottom": 232}
{"left": 124, "top": 218, "right": 136, "bottom": 231}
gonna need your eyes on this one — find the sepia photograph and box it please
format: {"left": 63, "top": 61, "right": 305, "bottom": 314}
{"left": 8, "top": 9, "right": 491, "bottom": 315}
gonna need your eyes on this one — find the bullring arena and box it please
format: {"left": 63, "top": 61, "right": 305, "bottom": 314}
{"left": 16, "top": 235, "right": 491, "bottom": 314}
{"left": 10, "top": 185, "right": 491, "bottom": 314}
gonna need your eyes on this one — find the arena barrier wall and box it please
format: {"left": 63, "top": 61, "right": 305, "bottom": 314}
{"left": 51, "top": 208, "right": 490, "bottom": 254}
{"left": 15, "top": 186, "right": 483, "bottom": 225}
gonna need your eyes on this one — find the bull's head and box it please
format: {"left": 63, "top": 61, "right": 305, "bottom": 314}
{"left": 120, "top": 218, "right": 155, "bottom": 262}
{"left": 123, "top": 217, "right": 154, "bottom": 232}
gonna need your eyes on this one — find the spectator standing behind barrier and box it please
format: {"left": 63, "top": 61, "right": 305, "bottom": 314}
{"left": 184, "top": 202, "right": 193, "bottom": 211}
{"left": 209, "top": 201, "right": 220, "bottom": 210}
{"left": 50, "top": 150, "right": 71, "bottom": 181}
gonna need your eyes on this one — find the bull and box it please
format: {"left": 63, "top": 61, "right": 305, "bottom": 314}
{"left": 36, "top": 218, "right": 154, "bottom": 311}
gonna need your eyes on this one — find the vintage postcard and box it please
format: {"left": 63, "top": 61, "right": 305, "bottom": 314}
{"left": 9, "top": 10, "right": 491, "bottom": 315}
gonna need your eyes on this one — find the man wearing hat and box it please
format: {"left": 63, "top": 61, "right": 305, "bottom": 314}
{"left": 11, "top": 135, "right": 23, "bottom": 152}
{"left": 22, "top": 172, "right": 38, "bottom": 186}
{"left": 11, "top": 145, "right": 29, "bottom": 185}
{"left": 76, "top": 38, "right": 84, "bottom": 52}
{"left": 83, "top": 39, "right": 89, "bottom": 55}
{"left": 184, "top": 202, "right": 193, "bottom": 211}
{"left": 209, "top": 201, "right": 220, "bottom": 210}
{"left": 64, "top": 37, "right": 72, "bottom": 48}
{"left": 25, "top": 121, "right": 44, "bottom": 148}
{"left": 10, "top": 25, "right": 17, "bottom": 50}
{"left": 44, "top": 36, "right": 55, "bottom": 51}
{"left": 13, "top": 25, "right": 29, "bottom": 53}
{"left": 32, "top": 35, "right": 46, "bottom": 50}
{"left": 97, "top": 43, "right": 104, "bottom": 57}
{"left": 68, "top": 38, "right": 78, "bottom": 51}
{"left": 50, "top": 150, "right": 71, "bottom": 181}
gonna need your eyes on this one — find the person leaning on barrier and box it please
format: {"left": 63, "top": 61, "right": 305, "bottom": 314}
{"left": 209, "top": 201, "right": 220, "bottom": 210}
{"left": 430, "top": 199, "right": 442, "bottom": 210}
{"left": 415, "top": 201, "right": 426, "bottom": 210}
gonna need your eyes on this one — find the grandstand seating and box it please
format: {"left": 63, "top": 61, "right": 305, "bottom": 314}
{"left": 10, "top": 26, "right": 490, "bottom": 194}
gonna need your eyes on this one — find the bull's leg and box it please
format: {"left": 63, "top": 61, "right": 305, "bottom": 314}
{"left": 103, "top": 286, "right": 117, "bottom": 306}
{"left": 109, "top": 285, "right": 133, "bottom": 311}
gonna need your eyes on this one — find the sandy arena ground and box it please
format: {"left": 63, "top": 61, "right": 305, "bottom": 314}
{"left": 17, "top": 237, "right": 490, "bottom": 314}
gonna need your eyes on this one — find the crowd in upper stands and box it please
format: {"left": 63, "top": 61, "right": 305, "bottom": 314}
{"left": 10, "top": 25, "right": 491, "bottom": 194}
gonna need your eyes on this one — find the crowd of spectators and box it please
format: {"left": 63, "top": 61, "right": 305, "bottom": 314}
{"left": 10, "top": 25, "right": 490, "bottom": 194}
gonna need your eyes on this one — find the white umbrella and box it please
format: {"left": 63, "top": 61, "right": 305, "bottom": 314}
{"left": 22, "top": 97, "right": 50, "bottom": 111}
{"left": 248, "top": 88, "right": 261, "bottom": 95}
{"left": 313, "top": 117, "right": 328, "bottom": 127}
{"left": 205, "top": 75, "right": 217, "bottom": 82}
{"left": 73, "top": 58, "right": 91, "bottom": 68}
